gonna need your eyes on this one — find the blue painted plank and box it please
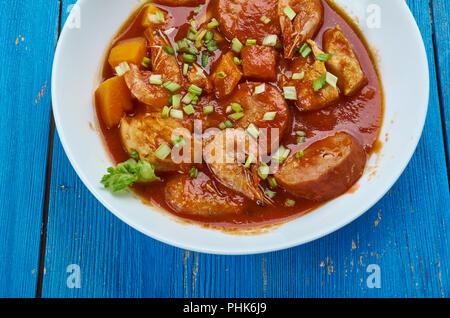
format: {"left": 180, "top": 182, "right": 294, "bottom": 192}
{"left": 0, "top": 0, "right": 60, "bottom": 297}
{"left": 430, "top": 0, "right": 450, "bottom": 165}
{"left": 42, "top": 0, "right": 449, "bottom": 298}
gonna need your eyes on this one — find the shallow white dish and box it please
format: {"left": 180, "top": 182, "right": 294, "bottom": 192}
{"left": 52, "top": 0, "right": 429, "bottom": 255}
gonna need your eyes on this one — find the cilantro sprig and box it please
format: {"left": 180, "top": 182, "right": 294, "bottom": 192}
{"left": 101, "top": 155, "right": 160, "bottom": 193}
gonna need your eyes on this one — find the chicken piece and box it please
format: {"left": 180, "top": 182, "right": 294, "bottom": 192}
{"left": 165, "top": 173, "right": 245, "bottom": 217}
{"left": 187, "top": 63, "right": 213, "bottom": 93}
{"left": 124, "top": 64, "right": 171, "bottom": 112}
{"left": 120, "top": 113, "right": 193, "bottom": 172}
{"left": 291, "top": 60, "right": 339, "bottom": 111}
{"left": 323, "top": 25, "right": 367, "bottom": 96}
{"left": 278, "top": 0, "right": 323, "bottom": 59}
{"left": 224, "top": 82, "right": 289, "bottom": 153}
{"left": 203, "top": 129, "right": 268, "bottom": 205}
{"left": 211, "top": 52, "right": 242, "bottom": 98}
{"left": 275, "top": 132, "right": 366, "bottom": 202}
{"left": 154, "top": 0, "right": 205, "bottom": 6}
{"left": 216, "top": 0, "right": 281, "bottom": 44}
{"left": 241, "top": 45, "right": 277, "bottom": 82}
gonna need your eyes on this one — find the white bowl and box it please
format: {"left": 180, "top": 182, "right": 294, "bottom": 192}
{"left": 52, "top": 0, "right": 429, "bottom": 255}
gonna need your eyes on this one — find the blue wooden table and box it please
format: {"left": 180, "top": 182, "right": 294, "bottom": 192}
{"left": 0, "top": 0, "right": 449, "bottom": 298}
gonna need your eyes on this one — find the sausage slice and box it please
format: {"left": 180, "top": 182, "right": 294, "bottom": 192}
{"left": 275, "top": 132, "right": 366, "bottom": 202}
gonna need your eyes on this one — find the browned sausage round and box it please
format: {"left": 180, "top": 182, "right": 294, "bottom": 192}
{"left": 165, "top": 172, "right": 245, "bottom": 217}
{"left": 275, "top": 132, "right": 366, "bottom": 202}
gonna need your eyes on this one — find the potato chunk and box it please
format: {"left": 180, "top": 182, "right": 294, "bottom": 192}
{"left": 95, "top": 76, "right": 133, "bottom": 128}
{"left": 323, "top": 25, "right": 367, "bottom": 96}
{"left": 165, "top": 173, "right": 245, "bottom": 218}
{"left": 211, "top": 52, "right": 243, "bottom": 98}
{"left": 275, "top": 132, "right": 366, "bottom": 202}
{"left": 241, "top": 46, "right": 277, "bottom": 82}
{"left": 293, "top": 60, "right": 339, "bottom": 111}
{"left": 108, "top": 37, "right": 147, "bottom": 69}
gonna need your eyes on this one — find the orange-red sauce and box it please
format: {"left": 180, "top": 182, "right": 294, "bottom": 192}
{"left": 96, "top": 0, "right": 383, "bottom": 229}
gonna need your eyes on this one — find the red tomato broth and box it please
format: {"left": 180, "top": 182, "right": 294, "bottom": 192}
{"left": 96, "top": 0, "right": 383, "bottom": 229}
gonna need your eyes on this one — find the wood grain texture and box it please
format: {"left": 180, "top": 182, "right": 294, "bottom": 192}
{"left": 0, "top": 0, "right": 60, "bottom": 297}
{"left": 39, "top": 0, "right": 450, "bottom": 298}
{"left": 430, "top": 0, "right": 450, "bottom": 168}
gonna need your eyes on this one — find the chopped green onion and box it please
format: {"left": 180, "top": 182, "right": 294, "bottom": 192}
{"left": 171, "top": 94, "right": 181, "bottom": 108}
{"left": 183, "top": 63, "right": 189, "bottom": 76}
{"left": 130, "top": 150, "right": 139, "bottom": 160}
{"left": 207, "top": 18, "right": 219, "bottom": 28}
{"left": 156, "top": 10, "right": 165, "bottom": 23}
{"left": 246, "top": 39, "right": 257, "bottom": 46}
{"left": 202, "top": 105, "right": 214, "bottom": 115}
{"left": 264, "top": 189, "right": 276, "bottom": 199}
{"left": 316, "top": 53, "right": 332, "bottom": 62}
{"left": 229, "top": 112, "right": 245, "bottom": 121}
{"left": 295, "top": 150, "right": 304, "bottom": 159}
{"left": 206, "top": 40, "right": 219, "bottom": 52}
{"left": 284, "top": 5, "right": 296, "bottom": 21}
{"left": 224, "top": 120, "right": 234, "bottom": 128}
{"left": 191, "top": 95, "right": 199, "bottom": 104}
{"left": 187, "top": 31, "right": 196, "bottom": 41}
{"left": 188, "top": 84, "right": 203, "bottom": 96}
{"left": 260, "top": 15, "right": 271, "bottom": 24}
{"left": 194, "top": 29, "right": 207, "bottom": 48}
{"left": 283, "top": 86, "right": 297, "bottom": 100}
{"left": 162, "top": 106, "right": 171, "bottom": 119}
{"left": 182, "top": 92, "right": 195, "bottom": 104}
{"left": 163, "top": 81, "right": 181, "bottom": 93}
{"left": 189, "top": 19, "right": 198, "bottom": 29}
{"left": 313, "top": 74, "right": 327, "bottom": 91}
{"left": 183, "top": 104, "right": 195, "bottom": 115}
{"left": 172, "top": 136, "right": 186, "bottom": 148}
{"left": 296, "top": 130, "right": 306, "bottom": 137}
{"left": 285, "top": 198, "right": 296, "bottom": 207}
{"left": 268, "top": 176, "right": 278, "bottom": 188}
{"left": 292, "top": 72, "right": 305, "bottom": 80}
{"left": 115, "top": 62, "right": 130, "bottom": 76}
{"left": 205, "top": 31, "right": 214, "bottom": 43}
{"left": 262, "top": 34, "right": 277, "bottom": 47}
{"left": 141, "top": 57, "right": 151, "bottom": 69}
{"left": 246, "top": 124, "right": 260, "bottom": 139}
{"left": 163, "top": 46, "right": 174, "bottom": 54}
{"left": 272, "top": 146, "right": 290, "bottom": 163}
{"left": 326, "top": 72, "right": 338, "bottom": 88}
{"left": 244, "top": 154, "right": 255, "bottom": 169}
{"left": 216, "top": 71, "right": 227, "bottom": 79}
{"left": 194, "top": 5, "right": 202, "bottom": 14}
{"left": 149, "top": 74, "right": 163, "bottom": 85}
{"left": 263, "top": 112, "right": 277, "bottom": 121}
{"left": 231, "top": 38, "right": 244, "bottom": 53}
{"left": 184, "top": 47, "right": 199, "bottom": 55}
{"left": 201, "top": 52, "right": 209, "bottom": 67}
{"left": 170, "top": 109, "right": 184, "bottom": 119}
{"left": 254, "top": 83, "right": 265, "bottom": 95}
{"left": 299, "top": 43, "right": 311, "bottom": 58}
{"left": 182, "top": 53, "right": 196, "bottom": 63}
{"left": 297, "top": 136, "right": 305, "bottom": 144}
{"left": 258, "top": 163, "right": 270, "bottom": 180}
{"left": 176, "top": 39, "right": 189, "bottom": 51}
{"left": 226, "top": 105, "right": 233, "bottom": 113}
{"left": 233, "top": 57, "right": 242, "bottom": 65}
{"left": 219, "top": 122, "right": 227, "bottom": 130}
{"left": 231, "top": 102, "right": 243, "bottom": 113}
{"left": 154, "top": 143, "right": 171, "bottom": 160}
{"left": 190, "top": 167, "right": 199, "bottom": 178}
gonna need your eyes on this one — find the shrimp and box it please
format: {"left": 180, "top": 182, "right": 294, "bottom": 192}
{"left": 203, "top": 129, "right": 269, "bottom": 205}
{"left": 120, "top": 112, "right": 194, "bottom": 172}
{"left": 278, "top": 0, "right": 323, "bottom": 59}
{"left": 165, "top": 172, "right": 245, "bottom": 217}
{"left": 124, "top": 30, "right": 182, "bottom": 111}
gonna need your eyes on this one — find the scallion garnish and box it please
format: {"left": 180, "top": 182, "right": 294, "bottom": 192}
{"left": 163, "top": 81, "right": 181, "bottom": 93}
{"left": 207, "top": 18, "right": 219, "bottom": 28}
{"left": 183, "top": 105, "right": 195, "bottom": 115}
{"left": 216, "top": 71, "right": 227, "bottom": 79}
{"left": 254, "top": 83, "right": 265, "bottom": 95}
{"left": 231, "top": 102, "right": 243, "bottom": 113}
{"left": 283, "top": 86, "right": 297, "bottom": 100}
{"left": 154, "top": 143, "right": 172, "bottom": 160}
{"left": 262, "top": 34, "right": 277, "bottom": 47}
{"left": 170, "top": 109, "right": 184, "bottom": 119}
{"left": 149, "top": 74, "right": 163, "bottom": 85}
{"left": 162, "top": 106, "right": 171, "bottom": 119}
{"left": 172, "top": 136, "right": 186, "bottom": 148}
{"left": 285, "top": 199, "right": 296, "bottom": 207}
{"left": 183, "top": 63, "right": 189, "bottom": 76}
{"left": 283, "top": 5, "right": 296, "bottom": 21}
{"left": 201, "top": 52, "right": 209, "bottom": 67}
{"left": 316, "top": 53, "right": 332, "bottom": 62}
{"left": 326, "top": 72, "right": 338, "bottom": 88}
{"left": 244, "top": 154, "right": 255, "bottom": 169}
{"left": 190, "top": 167, "right": 199, "bottom": 178}
{"left": 206, "top": 40, "right": 219, "bottom": 52}
{"left": 225, "top": 120, "right": 234, "bottom": 128}
{"left": 141, "top": 57, "right": 151, "bottom": 69}
{"left": 299, "top": 43, "right": 311, "bottom": 58}
{"left": 295, "top": 150, "right": 304, "bottom": 159}
{"left": 292, "top": 72, "right": 305, "bottom": 80}
{"left": 172, "top": 94, "right": 181, "bottom": 108}
{"left": 233, "top": 57, "right": 242, "bottom": 65}
{"left": 263, "top": 112, "right": 277, "bottom": 121}
{"left": 115, "top": 62, "right": 130, "bottom": 76}
{"left": 272, "top": 146, "right": 290, "bottom": 163}
{"left": 260, "top": 16, "right": 271, "bottom": 24}
{"left": 246, "top": 39, "right": 257, "bottom": 46}
{"left": 163, "top": 46, "right": 175, "bottom": 55}
{"left": 231, "top": 38, "right": 244, "bottom": 53}
{"left": 205, "top": 31, "right": 214, "bottom": 44}
{"left": 267, "top": 176, "right": 278, "bottom": 188}
{"left": 229, "top": 112, "right": 245, "bottom": 121}
{"left": 202, "top": 105, "right": 214, "bottom": 115}
{"left": 313, "top": 74, "right": 327, "bottom": 91}
{"left": 246, "top": 124, "right": 260, "bottom": 139}
{"left": 264, "top": 189, "right": 276, "bottom": 199}
{"left": 258, "top": 163, "right": 270, "bottom": 180}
